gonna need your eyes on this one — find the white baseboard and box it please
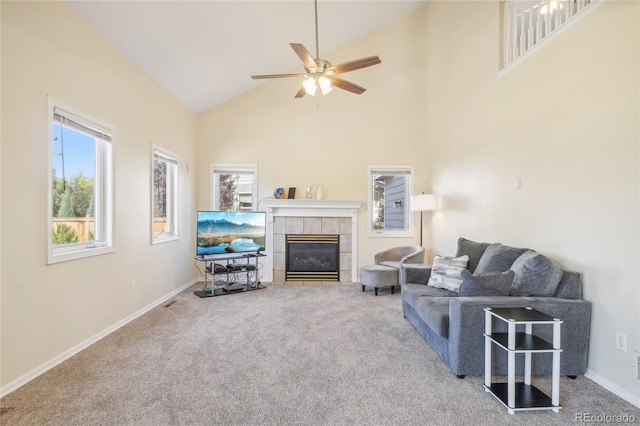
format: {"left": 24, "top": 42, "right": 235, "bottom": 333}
{"left": 0, "top": 279, "right": 197, "bottom": 398}
{"left": 585, "top": 369, "right": 640, "bottom": 409}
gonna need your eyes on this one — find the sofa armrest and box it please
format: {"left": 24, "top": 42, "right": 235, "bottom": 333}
{"left": 401, "top": 264, "right": 432, "bottom": 286}
{"left": 447, "top": 296, "right": 591, "bottom": 376}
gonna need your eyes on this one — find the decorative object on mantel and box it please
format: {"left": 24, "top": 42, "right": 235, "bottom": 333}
{"left": 305, "top": 185, "right": 313, "bottom": 199}
{"left": 316, "top": 186, "right": 323, "bottom": 200}
{"left": 274, "top": 187, "right": 286, "bottom": 199}
{"left": 287, "top": 187, "right": 296, "bottom": 199}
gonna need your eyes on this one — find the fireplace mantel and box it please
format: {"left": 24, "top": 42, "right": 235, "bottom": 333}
{"left": 262, "top": 199, "right": 363, "bottom": 282}
{"left": 262, "top": 199, "right": 362, "bottom": 218}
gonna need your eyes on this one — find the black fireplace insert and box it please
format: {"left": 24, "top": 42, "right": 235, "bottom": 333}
{"left": 285, "top": 234, "right": 339, "bottom": 281}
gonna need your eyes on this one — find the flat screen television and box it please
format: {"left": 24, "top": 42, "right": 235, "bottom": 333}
{"left": 196, "top": 211, "right": 266, "bottom": 257}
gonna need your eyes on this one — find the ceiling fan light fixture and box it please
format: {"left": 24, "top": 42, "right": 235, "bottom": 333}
{"left": 303, "top": 77, "right": 317, "bottom": 96}
{"left": 303, "top": 76, "right": 332, "bottom": 96}
{"left": 318, "top": 76, "right": 332, "bottom": 95}
{"left": 250, "top": 0, "right": 381, "bottom": 98}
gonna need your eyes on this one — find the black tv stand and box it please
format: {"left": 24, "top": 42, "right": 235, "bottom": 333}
{"left": 194, "top": 253, "right": 266, "bottom": 298}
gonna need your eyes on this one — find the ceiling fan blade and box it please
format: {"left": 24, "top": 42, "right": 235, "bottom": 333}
{"left": 329, "top": 56, "right": 381, "bottom": 75}
{"left": 252, "top": 73, "right": 306, "bottom": 79}
{"left": 294, "top": 87, "right": 307, "bottom": 98}
{"left": 290, "top": 43, "right": 317, "bottom": 70}
{"left": 326, "top": 76, "right": 366, "bottom": 95}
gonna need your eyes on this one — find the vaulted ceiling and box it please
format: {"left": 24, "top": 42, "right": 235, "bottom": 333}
{"left": 66, "top": 1, "right": 428, "bottom": 114}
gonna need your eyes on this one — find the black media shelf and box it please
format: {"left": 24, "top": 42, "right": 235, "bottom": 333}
{"left": 487, "top": 332, "right": 556, "bottom": 352}
{"left": 194, "top": 283, "right": 265, "bottom": 298}
{"left": 484, "top": 383, "right": 559, "bottom": 411}
{"left": 194, "top": 253, "right": 265, "bottom": 298}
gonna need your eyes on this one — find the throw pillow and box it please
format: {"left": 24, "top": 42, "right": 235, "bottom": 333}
{"left": 474, "top": 243, "right": 527, "bottom": 273}
{"left": 510, "top": 250, "right": 564, "bottom": 297}
{"left": 427, "top": 255, "right": 469, "bottom": 292}
{"left": 458, "top": 269, "right": 514, "bottom": 297}
{"left": 455, "top": 237, "right": 490, "bottom": 273}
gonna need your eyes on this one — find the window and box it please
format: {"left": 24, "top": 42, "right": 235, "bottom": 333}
{"left": 211, "top": 164, "right": 257, "bottom": 211}
{"left": 502, "top": 0, "right": 597, "bottom": 68}
{"left": 367, "top": 165, "right": 414, "bottom": 237}
{"left": 47, "top": 97, "right": 113, "bottom": 264}
{"left": 152, "top": 145, "right": 179, "bottom": 244}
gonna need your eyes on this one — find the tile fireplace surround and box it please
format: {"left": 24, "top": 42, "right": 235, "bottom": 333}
{"left": 262, "top": 199, "right": 363, "bottom": 283}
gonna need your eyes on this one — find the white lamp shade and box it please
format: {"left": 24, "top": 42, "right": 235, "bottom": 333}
{"left": 410, "top": 194, "right": 437, "bottom": 212}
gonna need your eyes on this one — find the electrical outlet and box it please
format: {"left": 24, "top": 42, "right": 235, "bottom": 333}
{"left": 616, "top": 332, "right": 627, "bottom": 352}
{"left": 131, "top": 280, "right": 137, "bottom": 293}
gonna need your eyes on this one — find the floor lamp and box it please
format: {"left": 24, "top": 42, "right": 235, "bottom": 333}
{"left": 410, "top": 193, "right": 437, "bottom": 247}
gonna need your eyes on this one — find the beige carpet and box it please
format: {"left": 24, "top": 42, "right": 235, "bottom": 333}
{"left": 1, "top": 284, "right": 638, "bottom": 425}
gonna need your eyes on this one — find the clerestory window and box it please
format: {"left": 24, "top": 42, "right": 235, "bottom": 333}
{"left": 47, "top": 97, "right": 114, "bottom": 264}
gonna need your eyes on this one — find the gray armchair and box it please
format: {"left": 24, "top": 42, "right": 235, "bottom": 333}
{"left": 374, "top": 246, "right": 425, "bottom": 285}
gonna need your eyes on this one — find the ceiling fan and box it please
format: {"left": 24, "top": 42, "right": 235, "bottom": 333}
{"left": 251, "top": 0, "right": 382, "bottom": 98}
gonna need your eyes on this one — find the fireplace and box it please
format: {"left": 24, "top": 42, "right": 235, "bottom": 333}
{"left": 262, "top": 199, "right": 363, "bottom": 283}
{"left": 286, "top": 234, "right": 340, "bottom": 281}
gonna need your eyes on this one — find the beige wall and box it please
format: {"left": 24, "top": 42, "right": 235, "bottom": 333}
{"left": 1, "top": 2, "right": 197, "bottom": 390}
{"left": 425, "top": 0, "right": 639, "bottom": 401}
{"left": 197, "top": 7, "right": 430, "bottom": 267}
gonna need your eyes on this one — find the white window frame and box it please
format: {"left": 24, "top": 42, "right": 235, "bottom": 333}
{"left": 151, "top": 145, "right": 179, "bottom": 244}
{"left": 210, "top": 163, "right": 258, "bottom": 211}
{"left": 47, "top": 97, "right": 114, "bottom": 264}
{"left": 367, "top": 165, "right": 414, "bottom": 238}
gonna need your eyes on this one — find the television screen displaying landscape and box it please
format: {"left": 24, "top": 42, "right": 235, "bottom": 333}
{"left": 197, "top": 211, "right": 266, "bottom": 256}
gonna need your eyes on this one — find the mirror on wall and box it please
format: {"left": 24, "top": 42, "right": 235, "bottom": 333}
{"left": 367, "top": 165, "right": 413, "bottom": 237}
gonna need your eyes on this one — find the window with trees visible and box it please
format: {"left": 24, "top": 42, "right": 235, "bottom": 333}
{"left": 367, "top": 165, "right": 414, "bottom": 237}
{"left": 48, "top": 98, "right": 113, "bottom": 264}
{"left": 211, "top": 164, "right": 257, "bottom": 211}
{"left": 152, "top": 145, "right": 179, "bottom": 243}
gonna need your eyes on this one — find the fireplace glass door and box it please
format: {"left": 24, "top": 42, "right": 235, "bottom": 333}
{"left": 286, "top": 234, "right": 339, "bottom": 281}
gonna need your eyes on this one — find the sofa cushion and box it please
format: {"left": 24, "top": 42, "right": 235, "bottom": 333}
{"left": 474, "top": 243, "right": 527, "bottom": 273}
{"left": 402, "top": 283, "right": 457, "bottom": 310}
{"left": 402, "top": 264, "right": 432, "bottom": 285}
{"left": 455, "top": 238, "right": 490, "bottom": 273}
{"left": 510, "top": 250, "right": 564, "bottom": 297}
{"left": 554, "top": 271, "right": 581, "bottom": 299}
{"left": 458, "top": 269, "right": 514, "bottom": 297}
{"left": 427, "top": 255, "right": 469, "bottom": 292}
{"left": 416, "top": 297, "right": 451, "bottom": 338}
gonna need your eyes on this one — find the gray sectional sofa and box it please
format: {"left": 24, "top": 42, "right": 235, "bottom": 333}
{"left": 401, "top": 238, "right": 591, "bottom": 378}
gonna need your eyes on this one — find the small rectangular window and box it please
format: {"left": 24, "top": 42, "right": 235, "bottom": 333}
{"left": 152, "top": 145, "right": 179, "bottom": 244}
{"left": 367, "top": 165, "right": 414, "bottom": 237}
{"left": 48, "top": 97, "right": 114, "bottom": 263}
{"left": 211, "top": 164, "right": 257, "bottom": 211}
